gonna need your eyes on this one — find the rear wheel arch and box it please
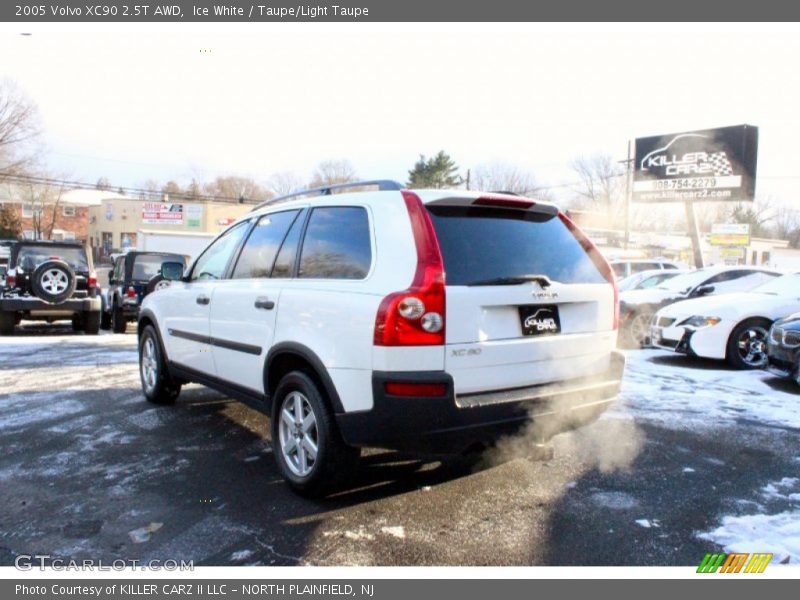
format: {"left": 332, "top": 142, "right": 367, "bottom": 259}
{"left": 265, "top": 343, "right": 345, "bottom": 414}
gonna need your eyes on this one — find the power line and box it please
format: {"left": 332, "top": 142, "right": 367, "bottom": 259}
{"left": 0, "top": 172, "right": 263, "bottom": 204}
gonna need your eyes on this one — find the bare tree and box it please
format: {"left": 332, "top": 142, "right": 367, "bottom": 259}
{"left": 471, "top": 162, "right": 552, "bottom": 200}
{"left": 16, "top": 176, "right": 68, "bottom": 240}
{"left": 268, "top": 171, "right": 305, "bottom": 196}
{"left": 95, "top": 177, "right": 112, "bottom": 191}
{"left": 570, "top": 154, "right": 625, "bottom": 228}
{"left": 0, "top": 79, "right": 40, "bottom": 180}
{"left": 308, "top": 159, "right": 357, "bottom": 188}
{"left": 725, "top": 197, "right": 775, "bottom": 239}
{"left": 203, "top": 176, "right": 271, "bottom": 204}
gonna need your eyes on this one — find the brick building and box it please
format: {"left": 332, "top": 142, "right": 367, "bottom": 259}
{"left": 0, "top": 187, "right": 98, "bottom": 242}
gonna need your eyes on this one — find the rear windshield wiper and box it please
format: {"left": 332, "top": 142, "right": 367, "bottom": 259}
{"left": 466, "top": 274, "right": 553, "bottom": 288}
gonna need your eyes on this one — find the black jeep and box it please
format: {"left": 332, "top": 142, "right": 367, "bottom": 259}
{"left": 0, "top": 240, "right": 101, "bottom": 335}
{"left": 102, "top": 251, "right": 188, "bottom": 333}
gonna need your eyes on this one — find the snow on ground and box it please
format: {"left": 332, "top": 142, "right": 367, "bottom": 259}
{"left": 619, "top": 349, "right": 800, "bottom": 563}
{"left": 614, "top": 349, "right": 800, "bottom": 431}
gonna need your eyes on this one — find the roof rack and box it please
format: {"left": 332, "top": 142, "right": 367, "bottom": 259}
{"left": 251, "top": 179, "right": 404, "bottom": 212}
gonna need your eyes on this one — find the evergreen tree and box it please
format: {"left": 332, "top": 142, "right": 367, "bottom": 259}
{"left": 407, "top": 151, "right": 462, "bottom": 189}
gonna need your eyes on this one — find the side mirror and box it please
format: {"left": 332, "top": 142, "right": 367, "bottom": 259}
{"left": 161, "top": 261, "right": 184, "bottom": 281}
{"left": 694, "top": 284, "right": 715, "bottom": 296}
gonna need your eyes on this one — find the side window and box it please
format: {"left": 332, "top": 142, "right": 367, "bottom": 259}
{"left": 232, "top": 211, "right": 299, "bottom": 279}
{"left": 190, "top": 222, "right": 249, "bottom": 282}
{"left": 298, "top": 207, "right": 372, "bottom": 280}
{"left": 702, "top": 270, "right": 774, "bottom": 295}
{"left": 271, "top": 210, "right": 306, "bottom": 278}
{"left": 113, "top": 257, "right": 125, "bottom": 282}
{"left": 631, "top": 262, "right": 658, "bottom": 274}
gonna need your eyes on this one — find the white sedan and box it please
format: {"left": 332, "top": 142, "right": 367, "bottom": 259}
{"left": 651, "top": 273, "right": 800, "bottom": 369}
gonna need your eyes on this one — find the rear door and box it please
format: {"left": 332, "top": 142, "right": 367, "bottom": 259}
{"left": 426, "top": 203, "right": 616, "bottom": 394}
{"left": 208, "top": 209, "right": 302, "bottom": 392}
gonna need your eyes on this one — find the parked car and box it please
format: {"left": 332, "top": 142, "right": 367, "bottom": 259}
{"left": 619, "top": 266, "right": 780, "bottom": 348}
{"left": 618, "top": 268, "right": 691, "bottom": 292}
{"left": 767, "top": 313, "right": 800, "bottom": 385}
{"left": 0, "top": 240, "right": 12, "bottom": 285}
{"left": 650, "top": 273, "right": 800, "bottom": 369}
{"left": 137, "top": 180, "right": 625, "bottom": 496}
{"left": 610, "top": 258, "right": 683, "bottom": 279}
{"left": 102, "top": 251, "right": 188, "bottom": 333}
{"left": 0, "top": 240, "right": 101, "bottom": 335}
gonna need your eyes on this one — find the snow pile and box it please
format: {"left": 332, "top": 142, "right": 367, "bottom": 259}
{"left": 699, "top": 477, "right": 800, "bottom": 563}
{"left": 698, "top": 511, "right": 800, "bottom": 563}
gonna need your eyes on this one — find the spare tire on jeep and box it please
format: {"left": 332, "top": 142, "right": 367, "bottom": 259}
{"left": 31, "top": 260, "right": 76, "bottom": 304}
{"left": 146, "top": 274, "right": 171, "bottom": 295}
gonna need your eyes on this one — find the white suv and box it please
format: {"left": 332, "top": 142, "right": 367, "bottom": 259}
{"left": 137, "top": 180, "right": 625, "bottom": 495}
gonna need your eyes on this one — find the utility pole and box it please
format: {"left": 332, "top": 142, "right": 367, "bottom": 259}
{"left": 684, "top": 200, "right": 705, "bottom": 268}
{"left": 618, "top": 142, "right": 633, "bottom": 251}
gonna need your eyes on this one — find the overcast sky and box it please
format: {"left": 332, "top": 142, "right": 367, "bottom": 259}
{"left": 1, "top": 24, "right": 800, "bottom": 204}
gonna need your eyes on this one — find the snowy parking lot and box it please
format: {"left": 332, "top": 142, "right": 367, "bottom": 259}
{"left": 0, "top": 324, "right": 798, "bottom": 566}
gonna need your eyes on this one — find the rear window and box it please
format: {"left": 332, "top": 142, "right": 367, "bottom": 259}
{"left": 426, "top": 206, "right": 606, "bottom": 285}
{"left": 16, "top": 245, "right": 88, "bottom": 272}
{"left": 132, "top": 254, "right": 185, "bottom": 281}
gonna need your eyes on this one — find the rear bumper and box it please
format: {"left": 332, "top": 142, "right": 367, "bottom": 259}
{"left": 336, "top": 351, "right": 625, "bottom": 453}
{"left": 0, "top": 296, "right": 101, "bottom": 313}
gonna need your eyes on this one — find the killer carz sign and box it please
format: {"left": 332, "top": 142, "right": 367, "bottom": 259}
{"left": 633, "top": 124, "right": 758, "bottom": 203}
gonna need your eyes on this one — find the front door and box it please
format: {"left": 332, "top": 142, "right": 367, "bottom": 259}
{"left": 208, "top": 209, "right": 301, "bottom": 392}
{"left": 162, "top": 221, "right": 250, "bottom": 375}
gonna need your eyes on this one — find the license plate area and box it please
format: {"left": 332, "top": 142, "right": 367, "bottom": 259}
{"left": 518, "top": 304, "right": 561, "bottom": 336}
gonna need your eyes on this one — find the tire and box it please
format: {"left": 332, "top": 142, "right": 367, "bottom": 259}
{"left": 146, "top": 274, "right": 171, "bottom": 295}
{"left": 139, "top": 325, "right": 180, "bottom": 405}
{"left": 31, "top": 260, "right": 76, "bottom": 304}
{"left": 83, "top": 311, "right": 100, "bottom": 335}
{"left": 622, "top": 309, "right": 655, "bottom": 348}
{"left": 0, "top": 311, "right": 15, "bottom": 336}
{"left": 112, "top": 302, "right": 127, "bottom": 334}
{"left": 100, "top": 310, "right": 111, "bottom": 330}
{"left": 271, "top": 371, "right": 360, "bottom": 497}
{"left": 726, "top": 318, "right": 772, "bottom": 370}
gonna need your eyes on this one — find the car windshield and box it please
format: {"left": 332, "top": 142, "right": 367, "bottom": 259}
{"left": 17, "top": 245, "right": 88, "bottom": 272}
{"left": 132, "top": 254, "right": 184, "bottom": 281}
{"left": 753, "top": 273, "right": 800, "bottom": 296}
{"left": 655, "top": 269, "right": 713, "bottom": 294}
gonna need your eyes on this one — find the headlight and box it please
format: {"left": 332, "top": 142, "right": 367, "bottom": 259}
{"left": 783, "top": 330, "right": 800, "bottom": 348}
{"left": 680, "top": 315, "right": 721, "bottom": 328}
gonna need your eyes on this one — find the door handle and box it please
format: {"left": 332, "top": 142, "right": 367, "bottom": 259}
{"left": 254, "top": 297, "right": 275, "bottom": 310}
{"left": 196, "top": 295, "right": 210, "bottom": 305}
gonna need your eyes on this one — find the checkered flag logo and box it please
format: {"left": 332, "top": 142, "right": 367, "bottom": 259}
{"left": 707, "top": 152, "right": 734, "bottom": 176}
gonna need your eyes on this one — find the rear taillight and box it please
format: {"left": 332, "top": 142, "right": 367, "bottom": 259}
{"left": 384, "top": 381, "right": 448, "bottom": 397}
{"left": 374, "top": 190, "right": 446, "bottom": 346}
{"left": 126, "top": 286, "right": 137, "bottom": 298}
{"left": 88, "top": 273, "right": 97, "bottom": 289}
{"left": 559, "top": 212, "right": 619, "bottom": 330}
{"left": 7, "top": 273, "right": 15, "bottom": 288}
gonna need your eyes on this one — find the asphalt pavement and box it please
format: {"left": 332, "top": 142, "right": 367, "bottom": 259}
{"left": 1, "top": 323, "right": 798, "bottom": 566}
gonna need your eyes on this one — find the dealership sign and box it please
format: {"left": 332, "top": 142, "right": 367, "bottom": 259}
{"left": 142, "top": 202, "right": 184, "bottom": 225}
{"left": 710, "top": 223, "right": 750, "bottom": 246}
{"left": 633, "top": 125, "right": 758, "bottom": 203}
